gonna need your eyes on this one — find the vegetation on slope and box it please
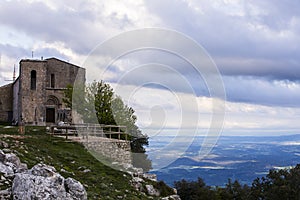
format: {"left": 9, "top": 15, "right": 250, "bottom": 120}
{"left": 0, "top": 125, "right": 173, "bottom": 199}
{"left": 175, "top": 164, "right": 300, "bottom": 200}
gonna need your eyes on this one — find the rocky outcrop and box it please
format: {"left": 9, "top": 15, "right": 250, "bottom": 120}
{"left": 0, "top": 140, "right": 180, "bottom": 200}
{"left": 12, "top": 163, "right": 87, "bottom": 200}
{"left": 0, "top": 149, "right": 28, "bottom": 199}
{"left": 0, "top": 149, "right": 27, "bottom": 176}
{"left": 0, "top": 149, "right": 87, "bottom": 200}
{"left": 118, "top": 163, "right": 181, "bottom": 199}
{"left": 145, "top": 184, "right": 160, "bottom": 197}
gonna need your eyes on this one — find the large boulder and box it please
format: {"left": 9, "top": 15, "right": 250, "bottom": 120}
{"left": 12, "top": 163, "right": 87, "bottom": 200}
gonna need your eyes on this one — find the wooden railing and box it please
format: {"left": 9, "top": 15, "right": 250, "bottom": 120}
{"left": 50, "top": 123, "right": 128, "bottom": 140}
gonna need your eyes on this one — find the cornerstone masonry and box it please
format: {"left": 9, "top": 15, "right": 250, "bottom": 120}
{"left": 0, "top": 57, "right": 85, "bottom": 125}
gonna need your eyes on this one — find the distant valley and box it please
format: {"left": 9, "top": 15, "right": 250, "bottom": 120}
{"left": 147, "top": 134, "right": 300, "bottom": 186}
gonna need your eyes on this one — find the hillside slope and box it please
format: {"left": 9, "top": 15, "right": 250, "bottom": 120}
{"left": 0, "top": 125, "right": 176, "bottom": 199}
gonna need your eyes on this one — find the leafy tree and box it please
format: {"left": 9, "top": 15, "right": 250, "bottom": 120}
{"left": 174, "top": 178, "right": 216, "bottom": 200}
{"left": 111, "top": 95, "right": 152, "bottom": 171}
{"left": 224, "top": 179, "right": 250, "bottom": 200}
{"left": 250, "top": 177, "right": 267, "bottom": 200}
{"left": 63, "top": 80, "right": 152, "bottom": 171}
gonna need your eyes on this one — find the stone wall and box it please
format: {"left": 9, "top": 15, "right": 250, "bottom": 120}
{"left": 45, "top": 58, "right": 86, "bottom": 89}
{"left": 0, "top": 83, "right": 13, "bottom": 122}
{"left": 81, "top": 137, "right": 132, "bottom": 166}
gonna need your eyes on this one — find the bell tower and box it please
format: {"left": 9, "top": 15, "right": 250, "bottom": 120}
{"left": 19, "top": 59, "right": 47, "bottom": 125}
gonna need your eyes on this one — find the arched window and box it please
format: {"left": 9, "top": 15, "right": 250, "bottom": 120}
{"left": 31, "top": 70, "right": 36, "bottom": 90}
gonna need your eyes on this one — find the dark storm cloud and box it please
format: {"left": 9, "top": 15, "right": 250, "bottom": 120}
{"left": 216, "top": 58, "right": 300, "bottom": 82}
{"left": 223, "top": 76, "right": 300, "bottom": 107}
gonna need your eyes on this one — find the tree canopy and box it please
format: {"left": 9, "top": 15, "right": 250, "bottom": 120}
{"left": 174, "top": 164, "right": 300, "bottom": 200}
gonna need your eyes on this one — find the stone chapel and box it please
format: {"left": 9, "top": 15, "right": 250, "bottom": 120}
{"left": 0, "top": 57, "right": 85, "bottom": 125}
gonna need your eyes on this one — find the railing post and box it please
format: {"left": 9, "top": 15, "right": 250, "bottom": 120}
{"left": 66, "top": 127, "right": 68, "bottom": 140}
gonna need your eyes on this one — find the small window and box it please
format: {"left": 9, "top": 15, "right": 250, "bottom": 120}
{"left": 31, "top": 70, "right": 36, "bottom": 90}
{"left": 50, "top": 74, "right": 55, "bottom": 88}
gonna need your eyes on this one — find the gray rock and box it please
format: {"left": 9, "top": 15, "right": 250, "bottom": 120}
{"left": 0, "top": 141, "right": 9, "bottom": 149}
{"left": 0, "top": 151, "right": 27, "bottom": 177}
{"left": 0, "top": 162, "right": 14, "bottom": 176}
{"left": 1, "top": 175, "right": 5, "bottom": 181}
{"left": 5, "top": 153, "right": 21, "bottom": 168}
{"left": 60, "top": 168, "right": 68, "bottom": 173}
{"left": 143, "top": 173, "right": 157, "bottom": 182}
{"left": 12, "top": 172, "right": 67, "bottom": 200}
{"left": 65, "top": 177, "right": 87, "bottom": 200}
{"left": 132, "top": 181, "right": 143, "bottom": 192}
{"left": 162, "top": 195, "right": 181, "bottom": 200}
{"left": 145, "top": 184, "right": 160, "bottom": 197}
{"left": 16, "top": 163, "right": 28, "bottom": 173}
{"left": 30, "top": 164, "right": 56, "bottom": 177}
{"left": 132, "top": 177, "right": 144, "bottom": 183}
{"left": 82, "top": 169, "right": 91, "bottom": 173}
{"left": 1, "top": 151, "right": 87, "bottom": 200}
{"left": 0, "top": 188, "right": 11, "bottom": 199}
{"left": 133, "top": 168, "right": 144, "bottom": 177}
{"left": 0, "top": 150, "right": 5, "bottom": 163}
{"left": 12, "top": 164, "right": 87, "bottom": 200}
{"left": 2, "top": 149, "right": 10, "bottom": 154}
{"left": 123, "top": 163, "right": 133, "bottom": 170}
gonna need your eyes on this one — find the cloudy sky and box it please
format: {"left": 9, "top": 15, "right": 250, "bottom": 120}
{"left": 0, "top": 0, "right": 300, "bottom": 136}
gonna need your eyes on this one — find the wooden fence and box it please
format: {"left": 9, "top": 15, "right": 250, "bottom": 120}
{"left": 50, "top": 123, "right": 128, "bottom": 140}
